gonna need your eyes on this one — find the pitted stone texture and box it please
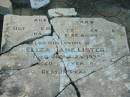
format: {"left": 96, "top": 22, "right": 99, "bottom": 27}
{"left": 0, "top": 44, "right": 38, "bottom": 70}
{"left": 75, "top": 56, "right": 130, "bottom": 97}
{"left": 1, "top": 58, "right": 60, "bottom": 97}
{"left": 0, "top": 0, "right": 12, "bottom": 15}
{"left": 57, "top": 85, "right": 77, "bottom": 97}
{"left": 56, "top": 55, "right": 130, "bottom": 97}
{"left": 48, "top": 8, "right": 77, "bottom": 18}
{"left": 1, "top": 15, "right": 51, "bottom": 52}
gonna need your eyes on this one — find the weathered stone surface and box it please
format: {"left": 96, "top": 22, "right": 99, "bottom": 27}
{"left": 0, "top": 0, "right": 12, "bottom": 15}
{"left": 51, "top": 17, "right": 129, "bottom": 61}
{"left": 1, "top": 15, "right": 51, "bottom": 52}
{"left": 0, "top": 58, "right": 60, "bottom": 97}
{"left": 48, "top": 8, "right": 77, "bottom": 18}
{"left": 0, "top": 44, "right": 38, "bottom": 70}
{"left": 54, "top": 55, "right": 130, "bottom": 97}
{"left": 30, "top": 0, "right": 50, "bottom": 9}
{"left": 28, "top": 34, "right": 59, "bottom": 60}
{"left": 75, "top": 55, "right": 130, "bottom": 97}
{"left": 50, "top": 17, "right": 130, "bottom": 96}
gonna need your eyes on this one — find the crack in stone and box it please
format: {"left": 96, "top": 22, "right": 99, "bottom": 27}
{"left": 51, "top": 43, "right": 81, "bottom": 97}
{"left": 74, "top": 53, "right": 130, "bottom": 83}
{"left": 0, "top": 16, "right": 54, "bottom": 81}
{"left": 54, "top": 54, "right": 130, "bottom": 97}
{"left": 55, "top": 82, "right": 71, "bottom": 97}
{"left": 112, "top": 53, "right": 130, "bottom": 64}
{"left": 64, "top": 66, "right": 81, "bottom": 97}
{"left": 0, "top": 62, "right": 39, "bottom": 78}
{"left": 1, "top": 15, "right": 130, "bottom": 97}
{"left": 1, "top": 50, "right": 129, "bottom": 96}
{"left": 0, "top": 62, "right": 39, "bottom": 95}
{"left": 0, "top": 17, "right": 55, "bottom": 96}
{"left": 32, "top": 48, "right": 41, "bottom": 62}
{"left": 0, "top": 34, "right": 51, "bottom": 56}
{"left": 54, "top": 68, "right": 98, "bottom": 97}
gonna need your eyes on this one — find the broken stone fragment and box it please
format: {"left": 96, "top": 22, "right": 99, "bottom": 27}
{"left": 30, "top": 0, "right": 50, "bottom": 9}
{"left": 0, "top": 58, "right": 60, "bottom": 97}
{"left": 1, "top": 15, "right": 51, "bottom": 52}
{"left": 31, "top": 34, "right": 59, "bottom": 60}
{"left": 57, "top": 85, "right": 78, "bottom": 97}
{"left": 50, "top": 17, "right": 130, "bottom": 91}
{"left": 51, "top": 17, "right": 129, "bottom": 61}
{"left": 0, "top": 0, "right": 12, "bottom": 15}
{"left": 0, "top": 44, "right": 38, "bottom": 70}
{"left": 73, "top": 55, "right": 130, "bottom": 97}
{"left": 54, "top": 56, "right": 130, "bottom": 97}
{"left": 48, "top": 8, "right": 77, "bottom": 18}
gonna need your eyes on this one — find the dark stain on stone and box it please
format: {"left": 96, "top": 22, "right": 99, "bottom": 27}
{"left": 0, "top": 66, "right": 14, "bottom": 95}
{"left": 0, "top": 66, "right": 12, "bottom": 78}
{"left": 0, "top": 14, "right": 3, "bottom": 52}
{"left": 121, "top": 91, "right": 130, "bottom": 97}
{"left": 7, "top": 86, "right": 23, "bottom": 97}
{"left": 0, "top": 77, "right": 5, "bottom": 95}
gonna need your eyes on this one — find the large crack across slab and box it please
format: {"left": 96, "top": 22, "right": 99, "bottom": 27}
{"left": 0, "top": 34, "right": 51, "bottom": 56}
{"left": 50, "top": 24, "right": 98, "bottom": 97}
{"left": 0, "top": 62, "right": 39, "bottom": 78}
{"left": 0, "top": 16, "right": 54, "bottom": 95}
{"left": 50, "top": 39, "right": 81, "bottom": 97}
{"left": 0, "top": 62, "right": 39, "bottom": 95}
{"left": 54, "top": 69, "right": 99, "bottom": 97}
{"left": 74, "top": 54, "right": 130, "bottom": 83}
{"left": 54, "top": 53, "right": 130, "bottom": 97}
{"left": 0, "top": 16, "right": 55, "bottom": 96}
{"left": 64, "top": 66, "right": 81, "bottom": 97}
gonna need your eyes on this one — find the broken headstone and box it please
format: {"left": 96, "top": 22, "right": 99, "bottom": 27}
{"left": 0, "top": 16, "right": 130, "bottom": 97}
{"left": 1, "top": 15, "right": 51, "bottom": 52}
{"left": 58, "top": 55, "right": 130, "bottom": 97}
